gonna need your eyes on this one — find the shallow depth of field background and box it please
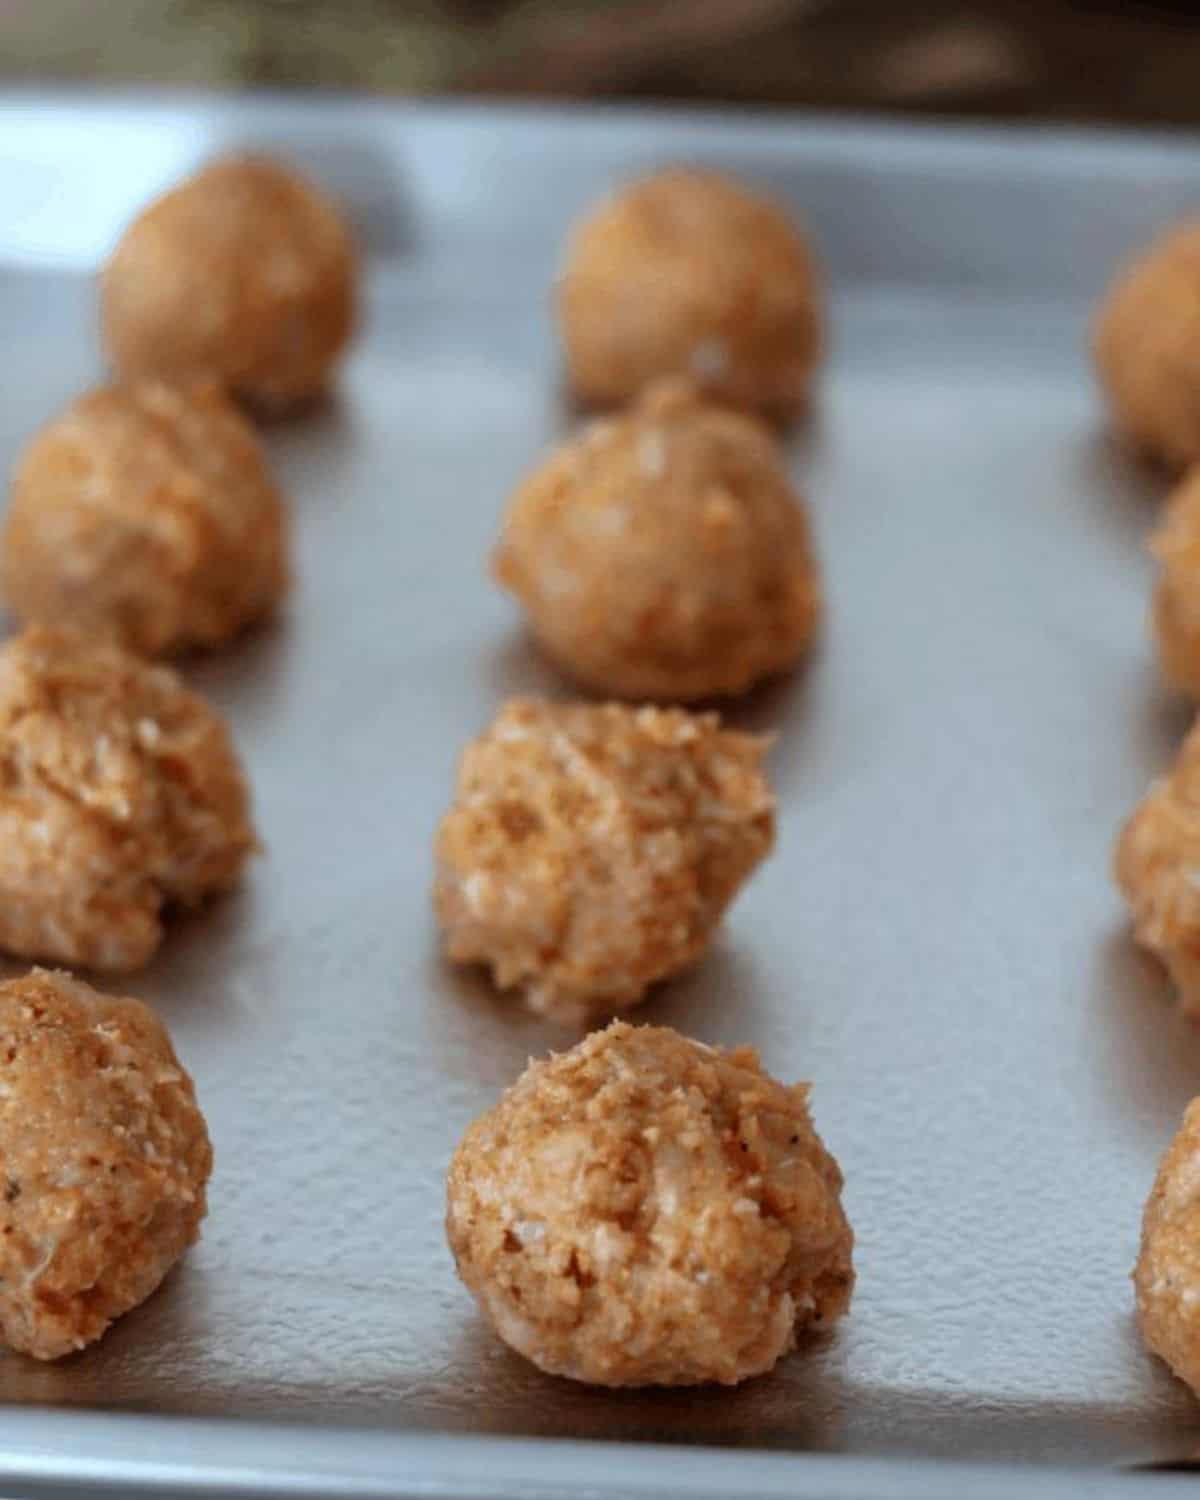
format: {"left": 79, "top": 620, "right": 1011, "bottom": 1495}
{"left": 0, "top": 0, "right": 1198, "bottom": 126}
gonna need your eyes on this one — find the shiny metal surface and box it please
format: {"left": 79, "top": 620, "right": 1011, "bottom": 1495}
{"left": 0, "top": 92, "right": 1199, "bottom": 1497}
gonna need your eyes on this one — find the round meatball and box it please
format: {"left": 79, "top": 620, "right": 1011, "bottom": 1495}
{"left": 433, "top": 699, "right": 774, "bottom": 1023}
{"left": 1135, "top": 1097, "right": 1200, "bottom": 1397}
{"left": 101, "top": 155, "right": 358, "bottom": 412}
{"left": 1094, "top": 221, "right": 1200, "bottom": 470}
{"left": 2, "top": 381, "right": 289, "bottom": 658}
{"left": 493, "top": 379, "right": 820, "bottom": 701}
{"left": 558, "top": 168, "right": 822, "bottom": 417}
{"left": 1115, "top": 716, "right": 1200, "bottom": 1018}
{"left": 1151, "top": 468, "right": 1200, "bottom": 697}
{"left": 446, "top": 1021, "right": 854, "bottom": 1387}
{"left": 0, "top": 968, "right": 211, "bottom": 1360}
{"left": 0, "top": 625, "right": 256, "bottom": 973}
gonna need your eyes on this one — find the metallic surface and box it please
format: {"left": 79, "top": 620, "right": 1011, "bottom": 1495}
{"left": 0, "top": 91, "right": 1199, "bottom": 1496}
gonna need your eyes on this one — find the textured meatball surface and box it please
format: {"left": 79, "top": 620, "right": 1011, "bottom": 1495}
{"left": 1136, "top": 1098, "right": 1200, "bottom": 1398}
{"left": 494, "top": 379, "right": 820, "bottom": 701}
{"left": 101, "top": 155, "right": 357, "bottom": 412}
{"left": 2, "top": 381, "right": 289, "bottom": 657}
{"left": 558, "top": 168, "right": 822, "bottom": 416}
{"left": 434, "top": 699, "right": 774, "bottom": 1022}
{"left": 446, "top": 1021, "right": 854, "bottom": 1387}
{"left": 0, "top": 968, "right": 211, "bottom": 1360}
{"left": 1094, "top": 222, "right": 1200, "bottom": 470}
{"left": 1151, "top": 469, "right": 1200, "bottom": 697}
{"left": 1116, "top": 717, "right": 1200, "bottom": 1018}
{"left": 0, "top": 626, "right": 256, "bottom": 972}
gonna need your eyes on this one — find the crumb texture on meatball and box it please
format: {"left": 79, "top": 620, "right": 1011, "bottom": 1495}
{"left": 1136, "top": 1098, "right": 1200, "bottom": 1397}
{"left": 494, "top": 379, "right": 820, "bottom": 701}
{"left": 434, "top": 699, "right": 775, "bottom": 1021}
{"left": 2, "top": 381, "right": 289, "bottom": 657}
{"left": 1115, "top": 717, "right": 1200, "bottom": 1018}
{"left": 447, "top": 1021, "right": 853, "bottom": 1387}
{"left": 0, "top": 969, "right": 211, "bottom": 1360}
{"left": 101, "top": 155, "right": 358, "bottom": 411}
{"left": 1151, "top": 470, "right": 1200, "bottom": 698}
{"left": 558, "top": 168, "right": 822, "bottom": 416}
{"left": 1094, "top": 221, "right": 1200, "bottom": 469}
{"left": 0, "top": 626, "right": 256, "bottom": 972}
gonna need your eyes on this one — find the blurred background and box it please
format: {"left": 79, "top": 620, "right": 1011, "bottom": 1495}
{"left": 2, "top": 0, "right": 1199, "bottom": 125}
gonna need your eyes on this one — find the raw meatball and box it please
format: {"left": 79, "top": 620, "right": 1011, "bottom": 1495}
{"left": 1115, "top": 717, "right": 1200, "bottom": 1017}
{"left": 433, "top": 699, "right": 774, "bottom": 1022}
{"left": 2, "top": 381, "right": 289, "bottom": 658}
{"left": 0, "top": 968, "right": 211, "bottom": 1360}
{"left": 493, "top": 379, "right": 820, "bottom": 701}
{"left": 446, "top": 1020, "right": 854, "bottom": 1387}
{"left": 558, "top": 168, "right": 822, "bottom": 416}
{"left": 1151, "top": 468, "right": 1200, "bottom": 696}
{"left": 1135, "top": 1097, "right": 1200, "bottom": 1397}
{"left": 1094, "top": 221, "right": 1200, "bottom": 469}
{"left": 101, "top": 155, "right": 358, "bottom": 412}
{"left": 0, "top": 625, "right": 256, "bottom": 972}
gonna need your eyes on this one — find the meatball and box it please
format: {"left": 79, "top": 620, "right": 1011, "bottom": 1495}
{"left": 1135, "top": 1098, "right": 1200, "bottom": 1398}
{"left": 0, "top": 968, "right": 211, "bottom": 1360}
{"left": 558, "top": 168, "right": 822, "bottom": 417}
{"left": 493, "top": 379, "right": 820, "bottom": 702}
{"left": 433, "top": 699, "right": 774, "bottom": 1023}
{"left": 0, "top": 625, "right": 256, "bottom": 972}
{"left": 1151, "top": 468, "right": 1200, "bottom": 697}
{"left": 101, "top": 155, "right": 358, "bottom": 412}
{"left": 2, "top": 381, "right": 289, "bottom": 658}
{"left": 1115, "top": 717, "right": 1200, "bottom": 1017}
{"left": 446, "top": 1021, "right": 854, "bottom": 1387}
{"left": 1094, "top": 221, "right": 1200, "bottom": 469}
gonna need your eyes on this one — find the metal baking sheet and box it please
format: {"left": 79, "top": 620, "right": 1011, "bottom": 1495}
{"left": 1, "top": 91, "right": 1200, "bottom": 1499}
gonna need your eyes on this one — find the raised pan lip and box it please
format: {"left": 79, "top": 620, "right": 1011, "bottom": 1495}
{"left": 1, "top": 1407, "right": 1196, "bottom": 1500}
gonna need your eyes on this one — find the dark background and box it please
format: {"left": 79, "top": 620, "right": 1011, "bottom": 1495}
{"left": 3, "top": 0, "right": 1200, "bottom": 126}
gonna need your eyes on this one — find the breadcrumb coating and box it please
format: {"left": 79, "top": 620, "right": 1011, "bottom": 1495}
{"left": 1151, "top": 468, "right": 1200, "bottom": 698}
{"left": 494, "top": 379, "right": 820, "bottom": 701}
{"left": 1136, "top": 1098, "right": 1200, "bottom": 1398}
{"left": 558, "top": 168, "right": 822, "bottom": 417}
{"left": 0, "top": 625, "right": 256, "bottom": 972}
{"left": 0, "top": 968, "right": 212, "bottom": 1360}
{"left": 1094, "top": 221, "right": 1200, "bottom": 470}
{"left": 1115, "top": 717, "right": 1200, "bottom": 1017}
{"left": 434, "top": 699, "right": 774, "bottom": 1022}
{"left": 101, "top": 155, "right": 358, "bottom": 412}
{"left": 2, "top": 380, "right": 289, "bottom": 657}
{"left": 447, "top": 1021, "right": 853, "bottom": 1387}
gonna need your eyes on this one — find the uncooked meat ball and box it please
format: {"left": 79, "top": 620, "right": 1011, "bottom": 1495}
{"left": 1115, "top": 716, "right": 1200, "bottom": 1017}
{"left": 1135, "top": 1098, "right": 1200, "bottom": 1398}
{"left": 558, "top": 167, "right": 822, "bottom": 416}
{"left": 101, "top": 155, "right": 358, "bottom": 412}
{"left": 446, "top": 1021, "right": 854, "bottom": 1387}
{"left": 1150, "top": 468, "right": 1200, "bottom": 697}
{"left": 493, "top": 379, "right": 821, "bottom": 701}
{"left": 2, "top": 381, "right": 289, "bottom": 657}
{"left": 0, "top": 968, "right": 211, "bottom": 1360}
{"left": 433, "top": 699, "right": 774, "bottom": 1022}
{"left": 1094, "top": 221, "right": 1200, "bottom": 469}
{"left": 0, "top": 625, "right": 256, "bottom": 972}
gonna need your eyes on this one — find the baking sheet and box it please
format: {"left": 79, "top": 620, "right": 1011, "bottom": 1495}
{"left": 1, "top": 92, "right": 1200, "bottom": 1498}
